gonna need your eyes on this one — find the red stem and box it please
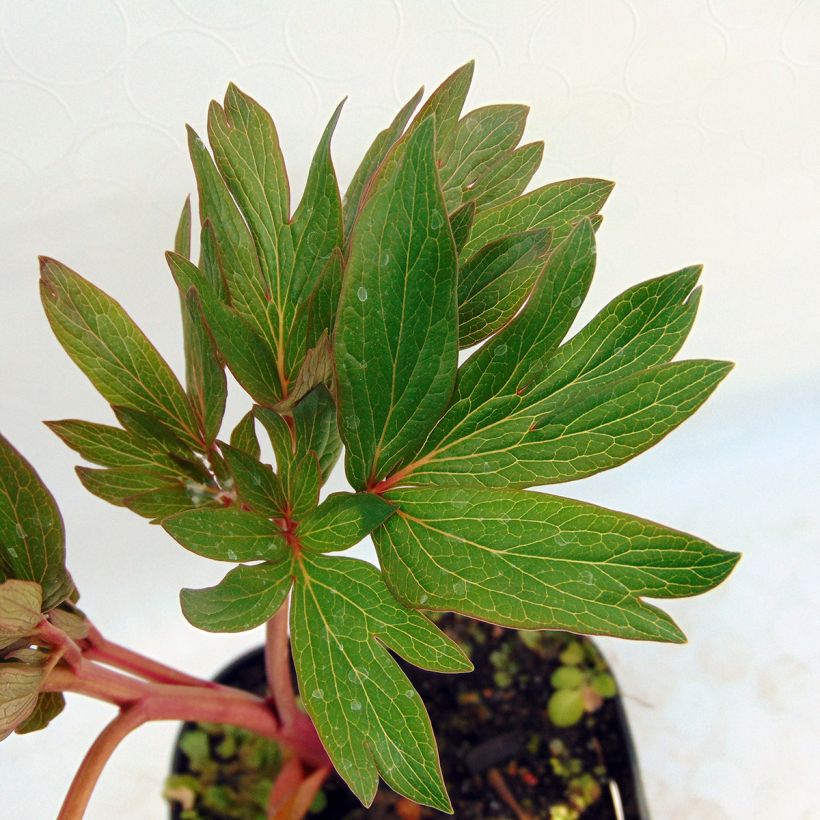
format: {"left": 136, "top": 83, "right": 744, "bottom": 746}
{"left": 82, "top": 624, "right": 220, "bottom": 689}
{"left": 266, "top": 598, "right": 299, "bottom": 727}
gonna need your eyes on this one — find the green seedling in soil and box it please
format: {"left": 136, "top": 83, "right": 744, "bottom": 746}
{"left": 547, "top": 640, "right": 618, "bottom": 728}
{"left": 1, "top": 61, "right": 738, "bottom": 819}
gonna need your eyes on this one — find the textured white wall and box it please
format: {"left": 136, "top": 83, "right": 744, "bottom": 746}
{"left": 0, "top": 1, "right": 818, "bottom": 818}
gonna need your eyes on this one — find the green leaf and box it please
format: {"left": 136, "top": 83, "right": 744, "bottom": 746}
{"left": 376, "top": 487, "right": 740, "bottom": 642}
{"left": 335, "top": 117, "right": 458, "bottom": 489}
{"left": 181, "top": 287, "right": 227, "bottom": 445}
{"left": 291, "top": 386, "right": 342, "bottom": 482}
{"left": 221, "top": 444, "right": 286, "bottom": 518}
{"left": 591, "top": 673, "right": 617, "bottom": 698}
{"left": 460, "top": 177, "right": 613, "bottom": 259}
{"left": 0, "top": 661, "right": 44, "bottom": 741}
{"left": 449, "top": 201, "right": 475, "bottom": 254}
{"left": 298, "top": 492, "right": 394, "bottom": 553}
{"left": 112, "top": 405, "right": 189, "bottom": 458}
{"left": 76, "top": 465, "right": 182, "bottom": 507}
{"left": 303, "top": 249, "right": 344, "bottom": 354}
{"left": 457, "top": 229, "right": 551, "bottom": 347}
{"left": 0, "top": 580, "right": 42, "bottom": 650}
{"left": 187, "top": 126, "right": 278, "bottom": 377}
{"left": 0, "top": 435, "right": 72, "bottom": 610}
{"left": 548, "top": 689, "right": 584, "bottom": 728}
{"left": 462, "top": 141, "right": 543, "bottom": 210}
{"left": 229, "top": 411, "right": 260, "bottom": 459}
{"left": 174, "top": 195, "right": 192, "bottom": 259}
{"left": 167, "top": 253, "right": 281, "bottom": 407}
{"left": 124, "top": 485, "right": 217, "bottom": 522}
{"left": 343, "top": 87, "right": 424, "bottom": 237}
{"left": 438, "top": 104, "right": 529, "bottom": 212}
{"left": 290, "top": 553, "right": 470, "bottom": 809}
{"left": 551, "top": 666, "right": 585, "bottom": 690}
{"left": 14, "top": 691, "right": 65, "bottom": 735}
{"left": 163, "top": 508, "right": 289, "bottom": 563}
{"left": 411, "top": 61, "right": 474, "bottom": 148}
{"left": 45, "top": 419, "right": 179, "bottom": 472}
{"left": 180, "top": 560, "right": 292, "bottom": 633}
{"left": 276, "top": 331, "right": 333, "bottom": 414}
{"left": 40, "top": 258, "right": 199, "bottom": 447}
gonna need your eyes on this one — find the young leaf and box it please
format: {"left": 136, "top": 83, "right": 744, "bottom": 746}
{"left": 229, "top": 411, "right": 260, "bottom": 459}
{"left": 0, "top": 435, "right": 72, "bottom": 610}
{"left": 438, "top": 104, "right": 529, "bottom": 211}
{"left": 459, "top": 177, "right": 613, "bottom": 259}
{"left": 457, "top": 229, "right": 551, "bottom": 347}
{"left": 76, "top": 465, "right": 185, "bottom": 507}
{"left": 0, "top": 580, "right": 42, "bottom": 650}
{"left": 45, "top": 419, "right": 178, "bottom": 471}
{"left": 411, "top": 61, "right": 474, "bottom": 148}
{"left": 163, "top": 508, "right": 289, "bottom": 563}
{"left": 462, "top": 141, "right": 544, "bottom": 210}
{"left": 14, "top": 691, "right": 65, "bottom": 735}
{"left": 174, "top": 196, "right": 192, "bottom": 259}
{"left": 0, "top": 661, "right": 44, "bottom": 741}
{"left": 298, "top": 492, "right": 394, "bottom": 553}
{"left": 376, "top": 487, "right": 740, "bottom": 642}
{"left": 291, "top": 385, "right": 342, "bottom": 482}
{"left": 180, "top": 560, "right": 292, "bottom": 633}
{"left": 39, "top": 258, "right": 199, "bottom": 447}
{"left": 449, "top": 201, "right": 475, "bottom": 254}
{"left": 290, "top": 553, "right": 471, "bottom": 810}
{"left": 343, "top": 87, "right": 424, "bottom": 237}
{"left": 167, "top": 253, "right": 281, "bottom": 407}
{"left": 335, "top": 118, "right": 458, "bottom": 489}
{"left": 221, "top": 444, "right": 286, "bottom": 518}
{"left": 181, "top": 287, "right": 226, "bottom": 445}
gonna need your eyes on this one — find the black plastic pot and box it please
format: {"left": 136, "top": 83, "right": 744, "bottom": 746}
{"left": 169, "top": 616, "right": 650, "bottom": 819}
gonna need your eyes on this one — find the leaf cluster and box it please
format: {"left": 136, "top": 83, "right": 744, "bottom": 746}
{"left": 6, "top": 61, "right": 739, "bottom": 811}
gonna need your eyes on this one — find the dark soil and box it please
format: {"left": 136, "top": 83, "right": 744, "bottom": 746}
{"left": 169, "top": 615, "right": 649, "bottom": 819}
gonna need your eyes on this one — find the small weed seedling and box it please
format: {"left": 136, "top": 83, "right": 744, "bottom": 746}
{"left": 0, "top": 62, "right": 739, "bottom": 817}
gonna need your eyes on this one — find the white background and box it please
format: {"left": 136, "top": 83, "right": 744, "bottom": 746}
{"left": 1, "top": 1, "right": 818, "bottom": 818}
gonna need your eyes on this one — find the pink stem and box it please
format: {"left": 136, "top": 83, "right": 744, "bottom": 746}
{"left": 266, "top": 598, "right": 300, "bottom": 727}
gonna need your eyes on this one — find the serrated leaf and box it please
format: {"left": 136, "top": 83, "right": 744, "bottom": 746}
{"left": 376, "top": 487, "right": 740, "bottom": 642}
{"left": 462, "top": 141, "right": 543, "bottom": 210}
{"left": 221, "top": 444, "right": 286, "bottom": 518}
{"left": 163, "top": 508, "right": 289, "bottom": 563}
{"left": 460, "top": 177, "right": 613, "bottom": 260}
{"left": 438, "top": 104, "right": 528, "bottom": 212}
{"left": 457, "top": 229, "right": 551, "bottom": 347}
{"left": 45, "top": 419, "right": 179, "bottom": 472}
{"left": 14, "top": 691, "right": 65, "bottom": 735}
{"left": 344, "top": 87, "right": 424, "bottom": 237}
{"left": 298, "top": 492, "right": 394, "bottom": 553}
{"left": 290, "top": 553, "right": 470, "bottom": 810}
{"left": 335, "top": 118, "right": 458, "bottom": 489}
{"left": 180, "top": 560, "right": 292, "bottom": 633}
{"left": 0, "top": 580, "right": 42, "bottom": 650}
{"left": 0, "top": 435, "right": 72, "bottom": 610}
{"left": 0, "top": 661, "right": 44, "bottom": 741}
{"left": 229, "top": 411, "right": 260, "bottom": 459}
{"left": 39, "top": 258, "right": 199, "bottom": 448}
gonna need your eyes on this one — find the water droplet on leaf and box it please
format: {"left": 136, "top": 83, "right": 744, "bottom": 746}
{"left": 430, "top": 212, "right": 443, "bottom": 229}
{"left": 311, "top": 689, "right": 324, "bottom": 700}
{"left": 357, "top": 286, "right": 368, "bottom": 302}
{"left": 226, "top": 549, "right": 237, "bottom": 561}
{"left": 571, "top": 296, "right": 582, "bottom": 308}
{"left": 350, "top": 699, "right": 362, "bottom": 711}
{"left": 15, "top": 523, "right": 25, "bottom": 538}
